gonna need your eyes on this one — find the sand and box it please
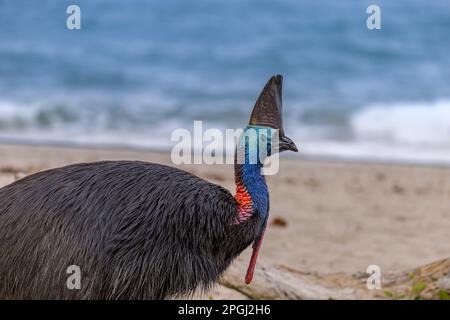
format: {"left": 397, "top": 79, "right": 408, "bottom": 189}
{"left": 1, "top": 143, "right": 450, "bottom": 298}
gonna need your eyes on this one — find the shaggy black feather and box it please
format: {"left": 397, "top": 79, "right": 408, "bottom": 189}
{"left": 0, "top": 161, "right": 260, "bottom": 299}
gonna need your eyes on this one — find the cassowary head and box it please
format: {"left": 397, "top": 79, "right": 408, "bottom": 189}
{"left": 238, "top": 75, "right": 298, "bottom": 165}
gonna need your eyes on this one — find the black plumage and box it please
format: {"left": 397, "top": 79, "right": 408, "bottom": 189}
{"left": 0, "top": 161, "right": 257, "bottom": 299}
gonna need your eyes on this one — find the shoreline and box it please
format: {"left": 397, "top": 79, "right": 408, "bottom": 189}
{"left": 1, "top": 138, "right": 450, "bottom": 170}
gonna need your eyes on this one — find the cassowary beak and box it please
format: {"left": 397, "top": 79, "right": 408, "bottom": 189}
{"left": 249, "top": 74, "right": 298, "bottom": 153}
{"left": 280, "top": 135, "right": 298, "bottom": 152}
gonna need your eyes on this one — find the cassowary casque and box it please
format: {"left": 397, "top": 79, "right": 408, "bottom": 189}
{"left": 0, "top": 75, "right": 297, "bottom": 299}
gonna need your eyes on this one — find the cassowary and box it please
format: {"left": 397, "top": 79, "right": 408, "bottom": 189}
{"left": 0, "top": 75, "right": 297, "bottom": 299}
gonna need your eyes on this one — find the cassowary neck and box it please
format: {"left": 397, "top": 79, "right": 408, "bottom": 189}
{"left": 234, "top": 161, "right": 268, "bottom": 225}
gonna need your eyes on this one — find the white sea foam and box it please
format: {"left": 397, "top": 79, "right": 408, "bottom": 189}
{"left": 351, "top": 100, "right": 450, "bottom": 147}
{"left": 0, "top": 100, "right": 36, "bottom": 123}
{"left": 282, "top": 100, "right": 450, "bottom": 165}
{"left": 2, "top": 98, "right": 450, "bottom": 166}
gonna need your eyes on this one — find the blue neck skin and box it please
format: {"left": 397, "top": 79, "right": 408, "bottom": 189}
{"left": 235, "top": 126, "right": 271, "bottom": 229}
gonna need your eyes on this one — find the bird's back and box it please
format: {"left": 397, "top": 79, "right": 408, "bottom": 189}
{"left": 0, "top": 161, "right": 257, "bottom": 299}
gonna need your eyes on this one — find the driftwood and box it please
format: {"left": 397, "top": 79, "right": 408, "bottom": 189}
{"left": 219, "top": 257, "right": 450, "bottom": 300}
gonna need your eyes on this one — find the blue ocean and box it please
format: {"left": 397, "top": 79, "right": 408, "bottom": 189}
{"left": 1, "top": 0, "right": 450, "bottom": 163}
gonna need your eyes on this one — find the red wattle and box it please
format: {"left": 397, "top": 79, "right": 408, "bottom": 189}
{"left": 245, "top": 228, "right": 266, "bottom": 284}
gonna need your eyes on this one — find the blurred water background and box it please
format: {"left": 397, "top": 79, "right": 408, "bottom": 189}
{"left": 1, "top": 0, "right": 450, "bottom": 163}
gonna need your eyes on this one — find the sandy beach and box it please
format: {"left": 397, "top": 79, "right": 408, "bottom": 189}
{"left": 1, "top": 143, "right": 450, "bottom": 298}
